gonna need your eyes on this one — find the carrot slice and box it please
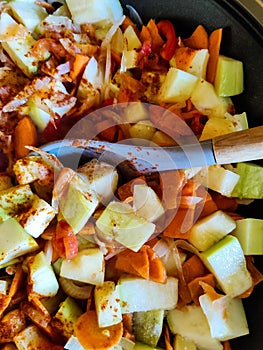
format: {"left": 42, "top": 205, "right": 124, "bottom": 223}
{"left": 117, "top": 176, "right": 146, "bottom": 201}
{"left": 139, "top": 25, "right": 152, "bottom": 43}
{"left": 76, "top": 310, "right": 123, "bottom": 350}
{"left": 188, "top": 273, "right": 216, "bottom": 305}
{"left": 211, "top": 192, "right": 238, "bottom": 212}
{"left": 147, "top": 246, "right": 167, "bottom": 283}
{"left": 146, "top": 19, "right": 164, "bottom": 51}
{"left": 14, "top": 116, "right": 38, "bottom": 159}
{"left": 183, "top": 24, "right": 209, "bottom": 49}
{"left": 115, "top": 248, "right": 149, "bottom": 278}
{"left": 206, "top": 28, "right": 222, "bottom": 83}
{"left": 223, "top": 341, "right": 232, "bottom": 350}
{"left": 70, "top": 54, "right": 90, "bottom": 80}
{"left": 159, "top": 170, "right": 186, "bottom": 209}
{"left": 173, "top": 47, "right": 196, "bottom": 71}
{"left": 163, "top": 207, "right": 193, "bottom": 239}
{"left": 182, "top": 255, "right": 208, "bottom": 283}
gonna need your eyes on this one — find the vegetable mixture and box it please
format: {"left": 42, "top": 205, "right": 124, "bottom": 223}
{"left": 0, "top": 0, "right": 263, "bottom": 349}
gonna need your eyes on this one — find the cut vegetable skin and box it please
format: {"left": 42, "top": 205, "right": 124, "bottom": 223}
{"left": 233, "top": 218, "right": 263, "bottom": 255}
{"left": 96, "top": 201, "right": 156, "bottom": 252}
{"left": 52, "top": 296, "right": 83, "bottom": 339}
{"left": 214, "top": 55, "right": 244, "bottom": 96}
{"left": 159, "top": 67, "right": 198, "bottom": 105}
{"left": 199, "top": 293, "right": 249, "bottom": 341}
{"left": 94, "top": 281, "right": 122, "bottom": 327}
{"left": 133, "top": 183, "right": 165, "bottom": 222}
{"left": 60, "top": 248, "right": 105, "bottom": 285}
{"left": 8, "top": 0, "right": 47, "bottom": 32}
{"left": 117, "top": 275, "right": 178, "bottom": 313}
{"left": 188, "top": 210, "right": 236, "bottom": 251}
{"left": 193, "top": 165, "right": 240, "bottom": 197}
{"left": 200, "top": 235, "right": 252, "bottom": 297}
{"left": 65, "top": 0, "right": 123, "bottom": 24}
{"left": 133, "top": 309, "right": 164, "bottom": 347}
{"left": 231, "top": 162, "right": 263, "bottom": 199}
{"left": 27, "top": 251, "right": 59, "bottom": 298}
{"left": 0, "top": 184, "right": 34, "bottom": 222}
{"left": 0, "top": 217, "right": 38, "bottom": 269}
{"left": 167, "top": 304, "right": 223, "bottom": 350}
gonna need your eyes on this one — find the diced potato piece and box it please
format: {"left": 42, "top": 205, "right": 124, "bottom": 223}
{"left": 0, "top": 184, "right": 35, "bottom": 222}
{"left": 188, "top": 210, "right": 236, "bottom": 251}
{"left": 52, "top": 297, "right": 83, "bottom": 339}
{"left": 194, "top": 165, "right": 240, "bottom": 197}
{"left": 199, "top": 293, "right": 249, "bottom": 341}
{"left": 133, "top": 183, "right": 165, "bottom": 222}
{"left": 27, "top": 251, "right": 59, "bottom": 298}
{"left": 0, "top": 218, "right": 38, "bottom": 268}
{"left": 13, "top": 156, "right": 53, "bottom": 185}
{"left": 60, "top": 248, "right": 105, "bottom": 285}
{"left": 96, "top": 201, "right": 155, "bottom": 252}
{"left": 117, "top": 275, "right": 178, "bottom": 313}
{"left": 94, "top": 281, "right": 122, "bottom": 327}
{"left": 159, "top": 68, "right": 198, "bottom": 105}
{"left": 191, "top": 79, "right": 224, "bottom": 118}
{"left": 123, "top": 25, "right": 142, "bottom": 50}
{"left": 14, "top": 325, "right": 56, "bottom": 349}
{"left": 17, "top": 195, "right": 56, "bottom": 238}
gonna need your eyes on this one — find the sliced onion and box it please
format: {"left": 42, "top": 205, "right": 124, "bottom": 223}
{"left": 59, "top": 277, "right": 93, "bottom": 300}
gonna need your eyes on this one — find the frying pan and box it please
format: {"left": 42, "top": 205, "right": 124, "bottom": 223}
{"left": 118, "top": 1, "right": 263, "bottom": 349}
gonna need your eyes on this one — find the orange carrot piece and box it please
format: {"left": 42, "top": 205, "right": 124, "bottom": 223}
{"left": 163, "top": 207, "right": 193, "bottom": 239}
{"left": 146, "top": 19, "right": 164, "bottom": 51}
{"left": 147, "top": 246, "right": 167, "bottom": 283}
{"left": 76, "top": 310, "right": 123, "bottom": 350}
{"left": 129, "top": 246, "right": 150, "bottom": 279}
{"left": 139, "top": 25, "right": 152, "bottom": 43}
{"left": 159, "top": 170, "right": 186, "bottom": 209}
{"left": 117, "top": 176, "right": 146, "bottom": 201}
{"left": 183, "top": 24, "right": 209, "bottom": 49}
{"left": 223, "top": 341, "right": 232, "bottom": 350}
{"left": 115, "top": 250, "right": 141, "bottom": 277}
{"left": 164, "top": 324, "right": 173, "bottom": 350}
{"left": 96, "top": 120, "right": 118, "bottom": 142}
{"left": 122, "top": 16, "right": 140, "bottom": 35}
{"left": 182, "top": 255, "right": 208, "bottom": 283}
{"left": 206, "top": 28, "right": 222, "bottom": 83}
{"left": 211, "top": 192, "right": 238, "bottom": 212}
{"left": 173, "top": 47, "right": 196, "bottom": 71}
{"left": 115, "top": 247, "right": 150, "bottom": 279}
{"left": 193, "top": 185, "right": 218, "bottom": 219}
{"left": 199, "top": 281, "right": 223, "bottom": 301}
{"left": 70, "top": 54, "right": 90, "bottom": 80}
{"left": 14, "top": 116, "right": 38, "bottom": 159}
{"left": 188, "top": 273, "right": 215, "bottom": 305}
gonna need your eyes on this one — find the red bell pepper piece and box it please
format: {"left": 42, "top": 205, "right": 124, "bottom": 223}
{"left": 157, "top": 20, "right": 177, "bottom": 60}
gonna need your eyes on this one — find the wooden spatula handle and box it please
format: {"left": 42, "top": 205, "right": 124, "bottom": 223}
{"left": 212, "top": 125, "right": 263, "bottom": 164}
